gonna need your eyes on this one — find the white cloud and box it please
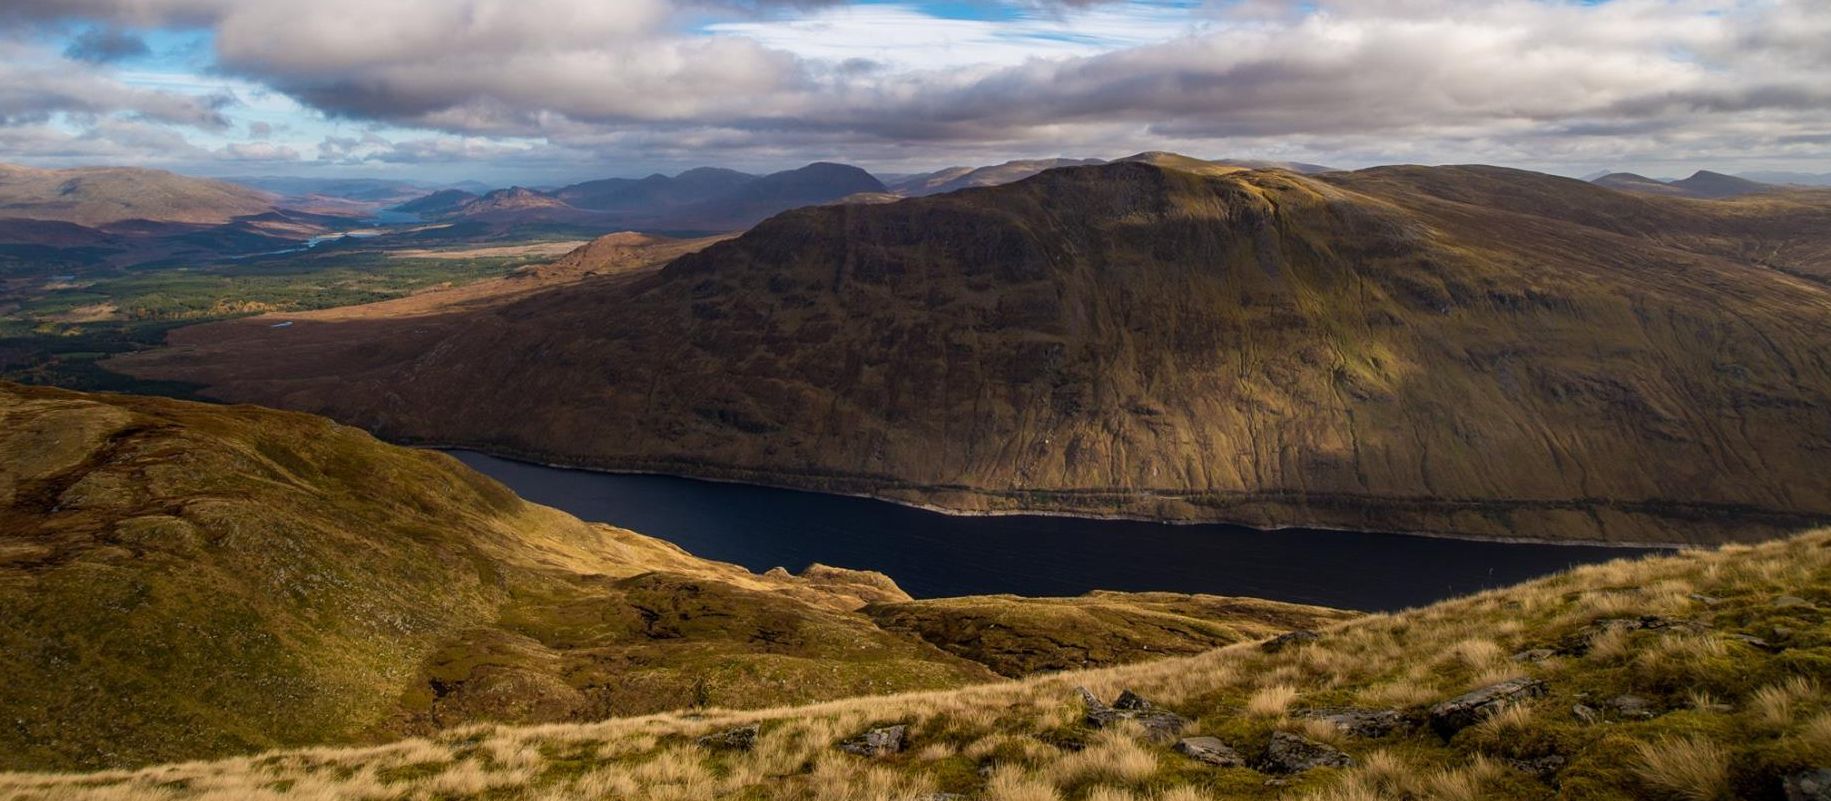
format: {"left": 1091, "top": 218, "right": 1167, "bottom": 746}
{"left": 0, "top": 0, "right": 1826, "bottom": 177}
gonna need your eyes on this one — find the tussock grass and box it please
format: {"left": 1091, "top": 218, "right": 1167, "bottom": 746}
{"left": 2, "top": 528, "right": 1825, "bottom": 801}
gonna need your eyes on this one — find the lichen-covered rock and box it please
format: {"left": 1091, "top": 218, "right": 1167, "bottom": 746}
{"left": 1077, "top": 687, "right": 1188, "bottom": 742}
{"left": 1786, "top": 768, "right": 1831, "bottom": 801}
{"left": 1295, "top": 708, "right": 1404, "bottom": 738}
{"left": 697, "top": 724, "right": 759, "bottom": 752}
{"left": 1261, "top": 630, "right": 1321, "bottom": 654}
{"left": 1257, "top": 732, "right": 1353, "bottom": 774}
{"left": 1429, "top": 678, "right": 1547, "bottom": 737}
{"left": 1173, "top": 737, "right": 1244, "bottom": 768}
{"left": 838, "top": 725, "right": 907, "bottom": 757}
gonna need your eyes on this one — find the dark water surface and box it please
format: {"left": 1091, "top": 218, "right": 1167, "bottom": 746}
{"left": 450, "top": 450, "right": 1666, "bottom": 612}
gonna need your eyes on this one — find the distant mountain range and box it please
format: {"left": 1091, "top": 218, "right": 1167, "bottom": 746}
{"left": 390, "top": 162, "right": 886, "bottom": 233}
{"left": 1591, "top": 169, "right": 1774, "bottom": 199}
{"left": 0, "top": 163, "right": 365, "bottom": 268}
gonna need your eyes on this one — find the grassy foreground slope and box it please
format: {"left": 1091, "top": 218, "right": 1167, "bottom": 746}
{"left": 0, "top": 383, "right": 1343, "bottom": 772}
{"left": 7, "top": 528, "right": 1825, "bottom": 801}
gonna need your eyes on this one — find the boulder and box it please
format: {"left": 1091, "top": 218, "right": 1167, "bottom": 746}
{"left": 1262, "top": 630, "right": 1321, "bottom": 654}
{"left": 1257, "top": 731, "right": 1353, "bottom": 774}
{"left": 1173, "top": 736, "right": 1244, "bottom": 768}
{"left": 1572, "top": 703, "right": 1600, "bottom": 725}
{"left": 1607, "top": 694, "right": 1657, "bottom": 721}
{"left": 1786, "top": 769, "right": 1831, "bottom": 801}
{"left": 838, "top": 725, "right": 908, "bottom": 757}
{"left": 1295, "top": 708, "right": 1404, "bottom": 738}
{"left": 1077, "top": 687, "right": 1188, "bottom": 742}
{"left": 1506, "top": 755, "right": 1568, "bottom": 782}
{"left": 1512, "top": 648, "right": 1557, "bottom": 663}
{"left": 1429, "top": 678, "right": 1547, "bottom": 738}
{"left": 697, "top": 724, "right": 760, "bottom": 752}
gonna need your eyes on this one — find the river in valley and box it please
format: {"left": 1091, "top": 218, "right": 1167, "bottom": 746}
{"left": 450, "top": 450, "right": 1667, "bottom": 611}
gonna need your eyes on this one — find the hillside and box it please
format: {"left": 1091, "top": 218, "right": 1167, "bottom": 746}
{"left": 868, "top": 593, "right": 1356, "bottom": 677}
{"left": 112, "top": 159, "right": 1831, "bottom": 545}
{"left": 0, "top": 163, "right": 277, "bottom": 226}
{"left": 5, "top": 524, "right": 1826, "bottom": 801}
{"left": 401, "top": 163, "right": 886, "bottom": 232}
{"left": 0, "top": 382, "right": 1342, "bottom": 772}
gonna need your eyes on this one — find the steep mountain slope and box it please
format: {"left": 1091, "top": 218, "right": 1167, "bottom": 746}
{"left": 110, "top": 160, "right": 1831, "bottom": 544}
{"left": 0, "top": 163, "right": 277, "bottom": 226}
{"left": 9, "top": 526, "right": 1828, "bottom": 801}
{"left": 0, "top": 382, "right": 1341, "bottom": 772}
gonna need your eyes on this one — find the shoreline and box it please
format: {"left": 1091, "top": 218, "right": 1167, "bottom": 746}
{"left": 424, "top": 443, "right": 1690, "bottom": 551}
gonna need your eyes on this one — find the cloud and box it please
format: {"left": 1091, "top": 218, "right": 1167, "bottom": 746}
{"left": 216, "top": 140, "right": 298, "bottom": 160}
{"left": 0, "top": 39, "right": 231, "bottom": 129}
{"left": 0, "top": 0, "right": 1827, "bottom": 175}
{"left": 62, "top": 26, "right": 148, "bottom": 62}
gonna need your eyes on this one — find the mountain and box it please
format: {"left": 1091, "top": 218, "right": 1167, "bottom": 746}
{"left": 390, "top": 187, "right": 478, "bottom": 215}
{"left": 455, "top": 186, "right": 573, "bottom": 216}
{"left": 1593, "top": 170, "right": 1772, "bottom": 199}
{"left": 552, "top": 166, "right": 755, "bottom": 212}
{"left": 109, "top": 159, "right": 1831, "bottom": 545}
{"left": 1592, "top": 171, "right": 1689, "bottom": 196}
{"left": 0, "top": 163, "right": 277, "bottom": 226}
{"left": 1670, "top": 169, "right": 1771, "bottom": 198}
{"left": 889, "top": 155, "right": 1335, "bottom": 198}
{"left": 11, "top": 523, "right": 1828, "bottom": 801}
{"left": 398, "top": 163, "right": 884, "bottom": 233}
{"left": 1740, "top": 170, "right": 1831, "bottom": 187}
{"left": 0, "top": 381, "right": 1344, "bottom": 772}
{"left": 891, "top": 158, "right": 1108, "bottom": 196}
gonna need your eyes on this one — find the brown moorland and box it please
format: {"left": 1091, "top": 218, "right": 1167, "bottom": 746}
{"left": 110, "top": 158, "right": 1831, "bottom": 544}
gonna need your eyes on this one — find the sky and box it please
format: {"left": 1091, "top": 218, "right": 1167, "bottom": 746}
{"left": 0, "top": 0, "right": 1827, "bottom": 185}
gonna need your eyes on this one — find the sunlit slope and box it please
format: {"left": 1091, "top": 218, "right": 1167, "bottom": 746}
{"left": 7, "top": 527, "right": 1826, "bottom": 801}
{"left": 0, "top": 384, "right": 995, "bottom": 770}
{"left": 0, "top": 383, "right": 1340, "bottom": 772}
{"left": 112, "top": 161, "right": 1831, "bottom": 543}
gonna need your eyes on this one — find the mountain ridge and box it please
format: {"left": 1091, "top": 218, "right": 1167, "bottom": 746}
{"left": 110, "top": 158, "right": 1831, "bottom": 544}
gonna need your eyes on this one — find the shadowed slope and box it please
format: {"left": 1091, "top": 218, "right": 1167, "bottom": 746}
{"left": 111, "top": 161, "right": 1831, "bottom": 544}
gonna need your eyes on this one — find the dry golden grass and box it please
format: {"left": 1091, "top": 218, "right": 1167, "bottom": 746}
{"left": 2, "top": 528, "right": 1827, "bottom": 801}
{"left": 1632, "top": 736, "right": 1732, "bottom": 801}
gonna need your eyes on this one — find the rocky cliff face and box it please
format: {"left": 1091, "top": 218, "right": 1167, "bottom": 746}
{"left": 113, "top": 161, "right": 1831, "bottom": 543}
